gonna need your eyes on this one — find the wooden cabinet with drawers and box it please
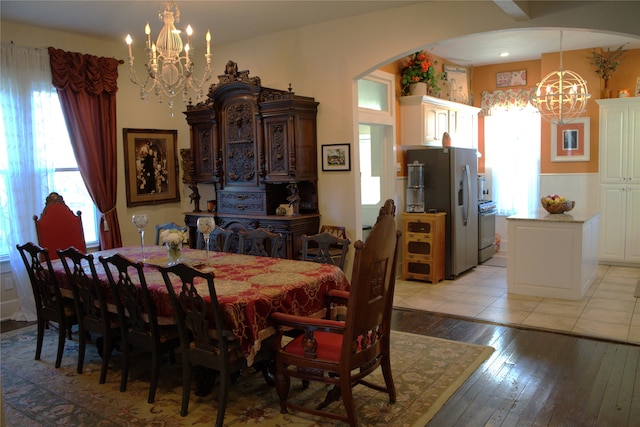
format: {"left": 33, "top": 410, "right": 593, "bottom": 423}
{"left": 182, "top": 62, "right": 320, "bottom": 258}
{"left": 402, "top": 212, "right": 446, "bottom": 283}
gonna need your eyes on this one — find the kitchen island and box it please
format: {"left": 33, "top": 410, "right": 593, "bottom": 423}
{"left": 506, "top": 208, "right": 599, "bottom": 300}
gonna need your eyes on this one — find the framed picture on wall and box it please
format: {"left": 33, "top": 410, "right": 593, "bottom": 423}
{"left": 443, "top": 64, "right": 470, "bottom": 104}
{"left": 321, "top": 144, "right": 351, "bottom": 171}
{"left": 496, "top": 70, "right": 527, "bottom": 87}
{"left": 123, "top": 128, "right": 181, "bottom": 207}
{"left": 551, "top": 117, "right": 590, "bottom": 162}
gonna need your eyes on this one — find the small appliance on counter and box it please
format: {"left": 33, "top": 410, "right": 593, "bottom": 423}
{"left": 406, "top": 161, "right": 425, "bottom": 213}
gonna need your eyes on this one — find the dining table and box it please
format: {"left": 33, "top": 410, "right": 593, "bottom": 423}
{"left": 51, "top": 245, "right": 350, "bottom": 366}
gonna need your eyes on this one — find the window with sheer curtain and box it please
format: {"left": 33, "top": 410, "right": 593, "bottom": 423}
{"left": 483, "top": 99, "right": 541, "bottom": 216}
{"left": 0, "top": 43, "right": 97, "bottom": 321}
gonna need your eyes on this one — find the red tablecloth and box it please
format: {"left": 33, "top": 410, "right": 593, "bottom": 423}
{"left": 52, "top": 245, "right": 350, "bottom": 365}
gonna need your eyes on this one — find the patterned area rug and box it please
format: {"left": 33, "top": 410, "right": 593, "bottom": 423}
{"left": 1, "top": 326, "right": 493, "bottom": 426}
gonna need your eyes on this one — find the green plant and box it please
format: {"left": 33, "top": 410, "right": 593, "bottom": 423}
{"left": 401, "top": 51, "right": 445, "bottom": 96}
{"left": 589, "top": 45, "right": 627, "bottom": 81}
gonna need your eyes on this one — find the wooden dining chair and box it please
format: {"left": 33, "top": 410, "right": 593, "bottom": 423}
{"left": 238, "top": 227, "right": 283, "bottom": 257}
{"left": 301, "top": 231, "right": 351, "bottom": 270}
{"left": 33, "top": 192, "right": 86, "bottom": 260}
{"left": 16, "top": 242, "right": 77, "bottom": 368}
{"left": 99, "top": 253, "right": 180, "bottom": 403}
{"left": 270, "top": 199, "right": 401, "bottom": 426}
{"left": 159, "top": 263, "right": 245, "bottom": 421}
{"left": 196, "top": 224, "right": 232, "bottom": 252}
{"left": 154, "top": 222, "right": 188, "bottom": 245}
{"left": 57, "top": 246, "right": 119, "bottom": 383}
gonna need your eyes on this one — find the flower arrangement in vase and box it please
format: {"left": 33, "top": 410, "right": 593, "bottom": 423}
{"left": 160, "top": 229, "right": 188, "bottom": 265}
{"left": 588, "top": 44, "right": 627, "bottom": 99}
{"left": 401, "top": 51, "right": 445, "bottom": 96}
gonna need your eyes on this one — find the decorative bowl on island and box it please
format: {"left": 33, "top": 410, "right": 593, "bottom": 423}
{"left": 541, "top": 195, "right": 575, "bottom": 214}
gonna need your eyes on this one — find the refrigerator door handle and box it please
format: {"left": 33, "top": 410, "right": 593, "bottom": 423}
{"left": 462, "top": 164, "right": 470, "bottom": 226}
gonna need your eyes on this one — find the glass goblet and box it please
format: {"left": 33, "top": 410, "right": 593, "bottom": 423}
{"left": 196, "top": 217, "right": 215, "bottom": 258}
{"left": 132, "top": 213, "right": 149, "bottom": 260}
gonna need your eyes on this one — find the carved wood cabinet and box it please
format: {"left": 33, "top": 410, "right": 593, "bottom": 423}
{"left": 183, "top": 62, "right": 320, "bottom": 258}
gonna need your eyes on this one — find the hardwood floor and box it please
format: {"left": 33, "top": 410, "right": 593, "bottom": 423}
{"left": 4, "top": 309, "right": 639, "bottom": 426}
{"left": 391, "top": 308, "right": 640, "bottom": 427}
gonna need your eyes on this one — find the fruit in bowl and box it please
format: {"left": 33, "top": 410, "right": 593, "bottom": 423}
{"left": 541, "top": 195, "right": 575, "bottom": 214}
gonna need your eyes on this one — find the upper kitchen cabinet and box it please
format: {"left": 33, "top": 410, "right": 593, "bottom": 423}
{"left": 399, "top": 95, "right": 480, "bottom": 148}
{"left": 597, "top": 97, "right": 640, "bottom": 265}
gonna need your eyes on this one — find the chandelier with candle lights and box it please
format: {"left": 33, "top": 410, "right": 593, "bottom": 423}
{"left": 125, "top": 1, "right": 212, "bottom": 117}
{"left": 531, "top": 31, "right": 591, "bottom": 125}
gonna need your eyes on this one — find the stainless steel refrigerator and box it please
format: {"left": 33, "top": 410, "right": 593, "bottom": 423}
{"left": 407, "top": 147, "right": 478, "bottom": 278}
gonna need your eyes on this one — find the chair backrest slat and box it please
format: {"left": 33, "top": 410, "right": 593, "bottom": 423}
{"left": 301, "top": 232, "right": 350, "bottom": 270}
{"left": 100, "top": 253, "right": 158, "bottom": 338}
{"left": 57, "top": 247, "right": 107, "bottom": 325}
{"left": 16, "top": 242, "right": 64, "bottom": 317}
{"left": 238, "top": 228, "right": 283, "bottom": 258}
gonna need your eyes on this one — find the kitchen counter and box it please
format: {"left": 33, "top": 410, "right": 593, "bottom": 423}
{"left": 506, "top": 208, "right": 600, "bottom": 300}
{"left": 507, "top": 208, "right": 599, "bottom": 224}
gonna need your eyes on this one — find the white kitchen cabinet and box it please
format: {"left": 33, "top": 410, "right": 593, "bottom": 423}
{"left": 597, "top": 97, "right": 640, "bottom": 265}
{"left": 399, "top": 95, "right": 480, "bottom": 148}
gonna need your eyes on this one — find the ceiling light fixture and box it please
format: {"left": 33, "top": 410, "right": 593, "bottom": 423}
{"left": 125, "top": 1, "right": 212, "bottom": 117}
{"left": 499, "top": 52, "right": 510, "bottom": 58}
{"left": 531, "top": 30, "right": 591, "bottom": 125}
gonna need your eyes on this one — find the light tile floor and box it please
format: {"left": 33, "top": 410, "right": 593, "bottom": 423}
{"left": 393, "top": 254, "right": 640, "bottom": 344}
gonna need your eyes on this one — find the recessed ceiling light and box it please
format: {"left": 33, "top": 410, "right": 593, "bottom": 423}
{"left": 499, "top": 52, "right": 510, "bottom": 58}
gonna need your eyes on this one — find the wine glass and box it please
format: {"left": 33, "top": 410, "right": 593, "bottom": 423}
{"left": 132, "top": 214, "right": 148, "bottom": 260}
{"left": 197, "top": 217, "right": 215, "bottom": 258}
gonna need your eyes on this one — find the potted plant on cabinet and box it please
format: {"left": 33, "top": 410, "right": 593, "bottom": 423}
{"left": 589, "top": 45, "right": 627, "bottom": 99}
{"left": 401, "top": 51, "right": 445, "bottom": 96}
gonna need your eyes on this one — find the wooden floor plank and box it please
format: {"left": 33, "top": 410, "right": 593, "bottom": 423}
{"left": 389, "top": 310, "right": 640, "bottom": 427}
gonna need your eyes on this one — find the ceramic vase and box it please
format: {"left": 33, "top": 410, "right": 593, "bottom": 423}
{"left": 409, "top": 82, "right": 428, "bottom": 96}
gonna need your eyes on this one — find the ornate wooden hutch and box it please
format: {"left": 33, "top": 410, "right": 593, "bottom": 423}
{"left": 182, "top": 61, "right": 320, "bottom": 258}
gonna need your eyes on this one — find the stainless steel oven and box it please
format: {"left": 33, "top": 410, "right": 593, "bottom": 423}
{"left": 478, "top": 200, "right": 496, "bottom": 263}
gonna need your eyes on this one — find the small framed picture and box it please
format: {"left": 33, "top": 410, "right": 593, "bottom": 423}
{"left": 551, "top": 117, "right": 590, "bottom": 162}
{"left": 444, "top": 64, "right": 470, "bottom": 104}
{"left": 123, "top": 128, "right": 181, "bottom": 206}
{"left": 321, "top": 144, "right": 351, "bottom": 171}
{"left": 496, "top": 70, "right": 527, "bottom": 88}
{"left": 635, "top": 77, "right": 640, "bottom": 97}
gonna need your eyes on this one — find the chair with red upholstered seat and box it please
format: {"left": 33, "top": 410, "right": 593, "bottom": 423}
{"left": 33, "top": 192, "right": 86, "bottom": 260}
{"left": 271, "top": 199, "right": 401, "bottom": 426}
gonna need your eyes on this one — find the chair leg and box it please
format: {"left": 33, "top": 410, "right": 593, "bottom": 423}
{"left": 274, "top": 368, "right": 290, "bottom": 414}
{"left": 55, "top": 320, "right": 66, "bottom": 369}
{"left": 340, "top": 379, "right": 358, "bottom": 427}
{"left": 381, "top": 354, "right": 396, "bottom": 403}
{"left": 148, "top": 348, "right": 160, "bottom": 403}
{"left": 180, "top": 361, "right": 192, "bottom": 417}
{"left": 120, "top": 341, "right": 129, "bottom": 392}
{"left": 77, "top": 326, "right": 86, "bottom": 374}
{"left": 216, "top": 371, "right": 230, "bottom": 427}
{"left": 99, "top": 333, "right": 111, "bottom": 384}
{"left": 35, "top": 318, "right": 45, "bottom": 361}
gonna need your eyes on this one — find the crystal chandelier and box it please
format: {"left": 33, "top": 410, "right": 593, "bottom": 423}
{"left": 125, "top": 1, "right": 212, "bottom": 117}
{"left": 531, "top": 31, "right": 591, "bottom": 125}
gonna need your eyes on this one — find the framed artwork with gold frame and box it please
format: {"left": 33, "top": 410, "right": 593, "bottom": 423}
{"left": 123, "top": 128, "right": 181, "bottom": 207}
